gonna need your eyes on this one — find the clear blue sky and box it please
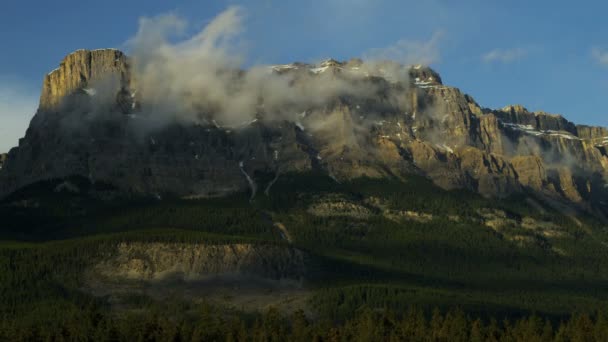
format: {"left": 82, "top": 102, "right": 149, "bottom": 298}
{"left": 1, "top": 0, "right": 607, "bottom": 151}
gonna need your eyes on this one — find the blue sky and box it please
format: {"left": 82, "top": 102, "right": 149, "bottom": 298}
{"left": 1, "top": 0, "right": 607, "bottom": 151}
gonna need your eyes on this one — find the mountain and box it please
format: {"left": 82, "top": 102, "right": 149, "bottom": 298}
{"left": 4, "top": 49, "right": 608, "bottom": 339}
{"left": 2, "top": 49, "right": 608, "bottom": 218}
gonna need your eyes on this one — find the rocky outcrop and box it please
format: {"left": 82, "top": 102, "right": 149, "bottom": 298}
{"left": 307, "top": 194, "right": 373, "bottom": 218}
{"left": 510, "top": 156, "right": 546, "bottom": 191}
{"left": 576, "top": 125, "right": 608, "bottom": 140}
{"left": 410, "top": 65, "right": 443, "bottom": 85}
{"left": 92, "top": 242, "right": 305, "bottom": 281}
{"left": 458, "top": 147, "right": 521, "bottom": 197}
{"left": 2, "top": 49, "right": 608, "bottom": 217}
{"left": 39, "top": 49, "right": 132, "bottom": 112}
{"left": 495, "top": 105, "right": 577, "bottom": 134}
{"left": 548, "top": 168, "right": 585, "bottom": 203}
{"left": 0, "top": 154, "right": 6, "bottom": 171}
{"left": 478, "top": 114, "right": 505, "bottom": 154}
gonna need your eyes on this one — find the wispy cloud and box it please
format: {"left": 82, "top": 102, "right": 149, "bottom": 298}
{"left": 591, "top": 47, "right": 608, "bottom": 66}
{"left": 364, "top": 31, "right": 444, "bottom": 66}
{"left": 482, "top": 47, "right": 527, "bottom": 64}
{"left": 124, "top": 6, "right": 393, "bottom": 133}
{"left": 0, "top": 78, "right": 38, "bottom": 152}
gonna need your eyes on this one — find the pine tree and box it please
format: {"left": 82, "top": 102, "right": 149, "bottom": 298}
{"left": 569, "top": 313, "right": 594, "bottom": 342}
{"left": 469, "top": 318, "right": 485, "bottom": 342}
{"left": 291, "top": 309, "right": 311, "bottom": 342}
{"left": 429, "top": 308, "right": 444, "bottom": 341}
{"left": 540, "top": 319, "right": 553, "bottom": 342}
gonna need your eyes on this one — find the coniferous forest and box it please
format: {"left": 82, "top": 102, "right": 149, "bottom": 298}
{"left": 2, "top": 173, "right": 608, "bottom": 340}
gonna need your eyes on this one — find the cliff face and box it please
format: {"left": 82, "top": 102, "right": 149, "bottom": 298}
{"left": 92, "top": 242, "right": 305, "bottom": 281}
{"left": 40, "top": 49, "right": 132, "bottom": 112}
{"left": 2, "top": 49, "right": 608, "bottom": 216}
{"left": 494, "top": 105, "right": 578, "bottom": 134}
{"left": 576, "top": 125, "right": 608, "bottom": 140}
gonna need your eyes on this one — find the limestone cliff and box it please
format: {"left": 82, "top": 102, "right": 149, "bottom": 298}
{"left": 39, "top": 49, "right": 132, "bottom": 112}
{"left": 576, "top": 125, "right": 608, "bottom": 140}
{"left": 494, "top": 105, "right": 577, "bottom": 134}
{"left": 2, "top": 49, "right": 608, "bottom": 217}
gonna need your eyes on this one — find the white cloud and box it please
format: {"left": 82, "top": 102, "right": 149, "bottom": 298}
{"left": 125, "top": 7, "right": 387, "bottom": 131}
{"left": 482, "top": 47, "right": 527, "bottom": 64}
{"left": 591, "top": 47, "right": 608, "bottom": 66}
{"left": 0, "top": 79, "right": 38, "bottom": 152}
{"left": 363, "top": 31, "right": 444, "bottom": 66}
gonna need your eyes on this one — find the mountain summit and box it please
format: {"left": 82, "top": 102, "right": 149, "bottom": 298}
{"left": 2, "top": 48, "right": 608, "bottom": 217}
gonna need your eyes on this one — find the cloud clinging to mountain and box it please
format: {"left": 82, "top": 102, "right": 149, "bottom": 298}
{"left": 125, "top": 6, "right": 411, "bottom": 131}
{"left": 364, "top": 31, "right": 444, "bottom": 66}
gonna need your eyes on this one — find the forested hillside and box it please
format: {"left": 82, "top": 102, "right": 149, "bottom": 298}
{"left": 2, "top": 173, "right": 608, "bottom": 339}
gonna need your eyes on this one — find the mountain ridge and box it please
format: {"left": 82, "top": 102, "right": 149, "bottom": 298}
{"left": 2, "top": 48, "right": 608, "bottom": 219}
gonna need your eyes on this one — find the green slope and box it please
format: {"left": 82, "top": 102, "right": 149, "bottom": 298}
{"left": 1, "top": 173, "right": 608, "bottom": 325}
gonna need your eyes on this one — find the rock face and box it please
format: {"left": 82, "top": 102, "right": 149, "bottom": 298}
{"left": 576, "top": 125, "right": 608, "bottom": 140}
{"left": 494, "top": 105, "right": 578, "bottom": 134}
{"left": 92, "top": 242, "right": 305, "bottom": 281}
{"left": 0, "top": 154, "right": 6, "bottom": 171}
{"left": 2, "top": 49, "right": 608, "bottom": 217}
{"left": 39, "top": 49, "right": 131, "bottom": 112}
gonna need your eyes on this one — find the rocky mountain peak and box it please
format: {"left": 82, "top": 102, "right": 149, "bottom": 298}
{"left": 501, "top": 104, "right": 529, "bottom": 114}
{"left": 269, "top": 58, "right": 442, "bottom": 87}
{"left": 494, "top": 104, "right": 577, "bottom": 135}
{"left": 319, "top": 59, "right": 343, "bottom": 68}
{"left": 409, "top": 65, "right": 442, "bottom": 85}
{"left": 39, "top": 49, "right": 132, "bottom": 112}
